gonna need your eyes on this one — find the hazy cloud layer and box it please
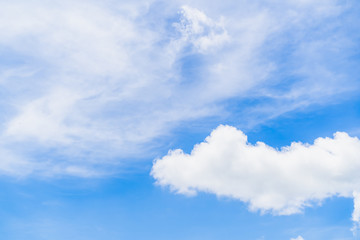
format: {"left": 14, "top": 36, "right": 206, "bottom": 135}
{"left": 0, "top": 0, "right": 359, "bottom": 176}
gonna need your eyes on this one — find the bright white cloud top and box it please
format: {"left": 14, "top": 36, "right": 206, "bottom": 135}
{"left": 152, "top": 125, "right": 360, "bottom": 226}
{"left": 0, "top": 0, "right": 359, "bottom": 177}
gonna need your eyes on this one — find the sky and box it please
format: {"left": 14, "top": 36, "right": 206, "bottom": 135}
{"left": 0, "top": 0, "right": 360, "bottom": 239}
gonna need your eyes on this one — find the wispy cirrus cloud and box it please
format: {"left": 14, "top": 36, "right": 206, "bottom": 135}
{"left": 0, "top": 0, "right": 358, "bottom": 177}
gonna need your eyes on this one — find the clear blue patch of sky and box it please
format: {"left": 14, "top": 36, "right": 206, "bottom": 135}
{"left": 166, "top": 92, "right": 360, "bottom": 153}
{"left": 0, "top": 173, "right": 355, "bottom": 240}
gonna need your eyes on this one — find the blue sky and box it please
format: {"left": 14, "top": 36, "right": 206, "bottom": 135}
{"left": 0, "top": 0, "right": 360, "bottom": 239}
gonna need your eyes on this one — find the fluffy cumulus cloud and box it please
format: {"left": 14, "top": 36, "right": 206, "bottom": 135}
{"left": 0, "top": 0, "right": 359, "bottom": 176}
{"left": 151, "top": 125, "right": 360, "bottom": 224}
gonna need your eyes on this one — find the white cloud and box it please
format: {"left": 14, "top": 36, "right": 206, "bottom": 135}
{"left": 352, "top": 192, "right": 360, "bottom": 222}
{"left": 0, "top": 0, "right": 228, "bottom": 176}
{"left": 351, "top": 192, "right": 360, "bottom": 235}
{"left": 290, "top": 236, "right": 304, "bottom": 240}
{"left": 5, "top": 88, "right": 81, "bottom": 143}
{"left": 0, "top": 147, "right": 33, "bottom": 177}
{"left": 151, "top": 125, "right": 360, "bottom": 223}
{"left": 173, "top": 5, "right": 229, "bottom": 53}
{"left": 0, "top": 0, "right": 358, "bottom": 177}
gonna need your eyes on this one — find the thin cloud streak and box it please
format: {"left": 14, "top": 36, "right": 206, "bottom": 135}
{"left": 0, "top": 0, "right": 358, "bottom": 176}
